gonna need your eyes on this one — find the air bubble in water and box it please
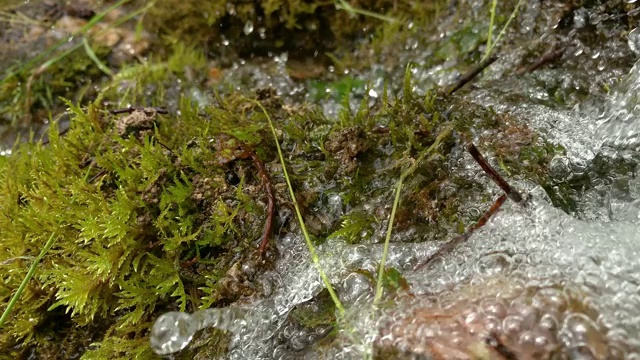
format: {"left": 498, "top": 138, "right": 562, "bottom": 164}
{"left": 474, "top": 252, "right": 513, "bottom": 276}
{"left": 244, "top": 21, "right": 254, "bottom": 35}
{"left": 150, "top": 307, "right": 246, "bottom": 355}
{"left": 629, "top": 28, "right": 640, "bottom": 55}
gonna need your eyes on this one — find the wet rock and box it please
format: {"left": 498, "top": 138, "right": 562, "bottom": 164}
{"left": 377, "top": 279, "right": 628, "bottom": 360}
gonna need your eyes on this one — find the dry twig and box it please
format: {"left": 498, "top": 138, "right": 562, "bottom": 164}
{"left": 447, "top": 55, "right": 498, "bottom": 95}
{"left": 516, "top": 45, "right": 566, "bottom": 75}
{"left": 415, "top": 144, "right": 521, "bottom": 270}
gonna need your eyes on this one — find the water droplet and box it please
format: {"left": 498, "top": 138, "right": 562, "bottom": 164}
{"left": 244, "top": 21, "right": 254, "bottom": 35}
{"left": 629, "top": 28, "right": 640, "bottom": 55}
{"left": 475, "top": 252, "right": 513, "bottom": 276}
{"left": 150, "top": 312, "right": 198, "bottom": 355}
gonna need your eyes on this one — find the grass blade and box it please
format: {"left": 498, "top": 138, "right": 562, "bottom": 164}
{"left": 482, "top": 0, "right": 523, "bottom": 62}
{"left": 250, "top": 99, "right": 345, "bottom": 316}
{"left": 0, "top": 233, "right": 57, "bottom": 328}
{"left": 484, "top": 0, "right": 498, "bottom": 57}
{"left": 83, "top": 37, "right": 114, "bottom": 77}
{"left": 373, "top": 127, "right": 452, "bottom": 304}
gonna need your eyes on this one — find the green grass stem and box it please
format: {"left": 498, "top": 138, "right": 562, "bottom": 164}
{"left": 0, "top": 233, "right": 57, "bottom": 328}
{"left": 373, "top": 127, "right": 452, "bottom": 304}
{"left": 481, "top": 0, "right": 524, "bottom": 62}
{"left": 484, "top": 0, "right": 497, "bottom": 57}
{"left": 251, "top": 99, "right": 346, "bottom": 316}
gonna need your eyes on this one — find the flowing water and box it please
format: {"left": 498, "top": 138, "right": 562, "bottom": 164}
{"left": 151, "top": 56, "right": 640, "bottom": 358}
{"left": 2, "top": 0, "right": 640, "bottom": 358}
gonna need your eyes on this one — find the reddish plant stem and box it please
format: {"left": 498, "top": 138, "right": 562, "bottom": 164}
{"left": 249, "top": 150, "right": 275, "bottom": 257}
{"left": 467, "top": 144, "right": 523, "bottom": 203}
{"left": 447, "top": 55, "right": 498, "bottom": 95}
{"left": 414, "top": 194, "right": 508, "bottom": 271}
{"left": 517, "top": 46, "right": 565, "bottom": 75}
{"left": 415, "top": 144, "right": 521, "bottom": 271}
{"left": 469, "top": 194, "right": 507, "bottom": 232}
{"left": 230, "top": 136, "right": 275, "bottom": 257}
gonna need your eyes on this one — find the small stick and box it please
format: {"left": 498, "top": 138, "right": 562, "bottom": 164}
{"left": 155, "top": 139, "right": 175, "bottom": 156}
{"left": 251, "top": 150, "right": 275, "bottom": 256}
{"left": 467, "top": 143, "right": 523, "bottom": 203}
{"left": 516, "top": 46, "right": 565, "bottom": 75}
{"left": 468, "top": 194, "right": 507, "bottom": 232}
{"left": 415, "top": 144, "right": 523, "bottom": 271}
{"left": 109, "top": 106, "right": 168, "bottom": 115}
{"left": 227, "top": 136, "right": 275, "bottom": 257}
{"left": 447, "top": 55, "right": 498, "bottom": 95}
{"left": 413, "top": 194, "right": 507, "bottom": 271}
{"left": 88, "top": 169, "right": 107, "bottom": 183}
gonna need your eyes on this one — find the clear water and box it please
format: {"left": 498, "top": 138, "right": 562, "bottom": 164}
{"left": 145, "top": 1, "right": 640, "bottom": 358}
{"left": 152, "top": 51, "right": 640, "bottom": 360}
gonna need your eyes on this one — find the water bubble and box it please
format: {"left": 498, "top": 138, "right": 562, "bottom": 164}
{"left": 243, "top": 21, "right": 254, "bottom": 35}
{"left": 474, "top": 252, "right": 513, "bottom": 276}
{"left": 503, "top": 315, "right": 524, "bottom": 337}
{"left": 629, "top": 28, "right": 640, "bottom": 55}
{"left": 573, "top": 8, "right": 588, "bottom": 29}
{"left": 559, "top": 313, "right": 608, "bottom": 358}
{"left": 150, "top": 312, "right": 198, "bottom": 355}
{"left": 480, "top": 299, "right": 507, "bottom": 318}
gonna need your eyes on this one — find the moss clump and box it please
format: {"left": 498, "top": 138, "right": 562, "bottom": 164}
{"left": 0, "top": 92, "right": 284, "bottom": 358}
{"left": 0, "top": 60, "right": 564, "bottom": 357}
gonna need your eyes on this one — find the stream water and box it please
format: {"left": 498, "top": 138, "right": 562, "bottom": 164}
{"left": 151, "top": 54, "right": 640, "bottom": 358}
{"left": 149, "top": 0, "right": 640, "bottom": 356}
{"left": 2, "top": 0, "right": 639, "bottom": 358}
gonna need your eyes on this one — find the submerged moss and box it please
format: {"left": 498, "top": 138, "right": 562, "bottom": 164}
{"left": 0, "top": 61, "right": 566, "bottom": 357}
{"left": 0, "top": 1, "right": 582, "bottom": 358}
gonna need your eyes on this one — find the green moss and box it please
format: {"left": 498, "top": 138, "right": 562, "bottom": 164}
{"left": 0, "top": 82, "right": 564, "bottom": 359}
{"left": 0, "top": 92, "right": 281, "bottom": 357}
{"left": 289, "top": 288, "right": 337, "bottom": 331}
{"left": 143, "top": 0, "right": 409, "bottom": 57}
{"left": 0, "top": 7, "right": 573, "bottom": 356}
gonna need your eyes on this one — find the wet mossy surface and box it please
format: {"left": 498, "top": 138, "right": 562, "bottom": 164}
{"left": 0, "top": 0, "right": 637, "bottom": 358}
{"left": 0, "top": 78, "right": 563, "bottom": 359}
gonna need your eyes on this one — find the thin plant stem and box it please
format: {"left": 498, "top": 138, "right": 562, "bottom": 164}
{"left": 374, "top": 127, "right": 452, "bottom": 304}
{"left": 0, "top": 233, "right": 57, "bottom": 328}
{"left": 251, "top": 100, "right": 345, "bottom": 316}
{"left": 485, "top": 0, "right": 498, "bottom": 58}
{"left": 335, "top": 0, "right": 397, "bottom": 23}
{"left": 481, "top": 0, "right": 524, "bottom": 62}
